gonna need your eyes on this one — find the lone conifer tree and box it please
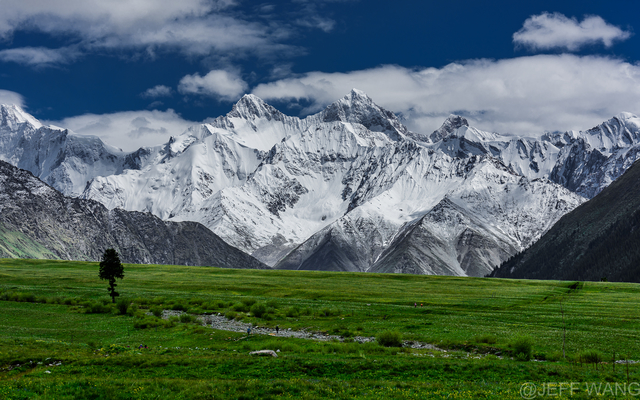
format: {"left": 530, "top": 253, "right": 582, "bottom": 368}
{"left": 99, "top": 248, "right": 124, "bottom": 303}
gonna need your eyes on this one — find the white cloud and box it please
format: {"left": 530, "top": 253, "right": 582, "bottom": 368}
{"left": 513, "top": 13, "right": 632, "bottom": 51}
{"left": 0, "top": 46, "right": 79, "bottom": 66}
{"left": 0, "top": 0, "right": 295, "bottom": 65}
{"left": 178, "top": 70, "right": 248, "bottom": 101}
{"left": 48, "top": 109, "right": 197, "bottom": 151}
{"left": 252, "top": 54, "right": 640, "bottom": 136}
{"left": 141, "top": 85, "right": 173, "bottom": 98}
{"left": 0, "top": 90, "right": 25, "bottom": 107}
{"left": 296, "top": 15, "right": 335, "bottom": 33}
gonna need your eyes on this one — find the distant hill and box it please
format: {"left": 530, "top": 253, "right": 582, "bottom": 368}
{"left": 0, "top": 160, "right": 268, "bottom": 269}
{"left": 490, "top": 159, "right": 640, "bottom": 282}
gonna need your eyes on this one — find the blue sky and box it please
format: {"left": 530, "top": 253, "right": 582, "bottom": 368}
{"left": 1, "top": 0, "right": 639, "bottom": 150}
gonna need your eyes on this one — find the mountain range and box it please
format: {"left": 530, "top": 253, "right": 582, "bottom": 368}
{"left": 1, "top": 91, "right": 639, "bottom": 276}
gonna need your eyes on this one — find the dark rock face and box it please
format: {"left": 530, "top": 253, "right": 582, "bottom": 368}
{"left": 0, "top": 160, "right": 268, "bottom": 269}
{"left": 491, "top": 159, "right": 640, "bottom": 282}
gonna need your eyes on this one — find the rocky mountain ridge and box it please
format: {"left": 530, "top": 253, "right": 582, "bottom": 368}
{"left": 0, "top": 160, "right": 267, "bottom": 269}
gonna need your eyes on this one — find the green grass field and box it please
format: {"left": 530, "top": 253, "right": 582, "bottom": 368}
{"left": 2, "top": 258, "right": 640, "bottom": 399}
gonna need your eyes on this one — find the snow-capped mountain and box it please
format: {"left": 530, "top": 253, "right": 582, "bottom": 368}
{"left": 275, "top": 155, "right": 581, "bottom": 276}
{"left": 1, "top": 92, "right": 639, "bottom": 277}
{"left": 548, "top": 113, "right": 640, "bottom": 198}
{"left": 0, "top": 104, "right": 130, "bottom": 196}
{"left": 430, "top": 112, "right": 640, "bottom": 198}
{"left": 0, "top": 160, "right": 267, "bottom": 269}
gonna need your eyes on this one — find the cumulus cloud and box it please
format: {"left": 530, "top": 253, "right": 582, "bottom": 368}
{"left": 252, "top": 54, "right": 640, "bottom": 136}
{"left": 141, "top": 85, "right": 173, "bottom": 98}
{"left": 513, "top": 13, "right": 632, "bottom": 51}
{"left": 178, "top": 70, "right": 248, "bottom": 101}
{"left": 48, "top": 109, "right": 197, "bottom": 151}
{"left": 0, "top": 0, "right": 296, "bottom": 66}
{"left": 0, "top": 90, "right": 25, "bottom": 107}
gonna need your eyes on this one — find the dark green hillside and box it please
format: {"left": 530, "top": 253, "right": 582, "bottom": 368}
{"left": 491, "top": 159, "right": 640, "bottom": 282}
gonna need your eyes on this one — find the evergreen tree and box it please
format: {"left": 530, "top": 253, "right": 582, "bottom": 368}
{"left": 99, "top": 248, "right": 124, "bottom": 303}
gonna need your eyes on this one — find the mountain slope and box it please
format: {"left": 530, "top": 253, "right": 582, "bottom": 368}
{"left": 0, "top": 160, "right": 267, "bottom": 269}
{"left": 276, "top": 156, "right": 583, "bottom": 276}
{"left": 490, "top": 159, "right": 640, "bottom": 282}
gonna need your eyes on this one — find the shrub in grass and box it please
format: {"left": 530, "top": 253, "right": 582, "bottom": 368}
{"left": 126, "top": 303, "right": 139, "bottom": 316}
{"left": 225, "top": 311, "right": 237, "bottom": 320}
{"left": 251, "top": 302, "right": 267, "bottom": 318}
{"left": 133, "top": 297, "right": 149, "bottom": 307}
{"left": 285, "top": 306, "right": 299, "bottom": 318}
{"left": 152, "top": 296, "right": 165, "bottom": 305}
{"left": 301, "top": 307, "right": 312, "bottom": 316}
{"left": 189, "top": 298, "right": 205, "bottom": 306}
{"left": 281, "top": 342, "right": 302, "bottom": 353}
{"left": 231, "top": 302, "right": 249, "bottom": 312}
{"left": 171, "top": 302, "right": 187, "bottom": 312}
{"left": 377, "top": 330, "right": 403, "bottom": 347}
{"left": 150, "top": 306, "right": 163, "bottom": 318}
{"left": 85, "top": 301, "right": 111, "bottom": 314}
{"left": 116, "top": 298, "right": 129, "bottom": 315}
{"left": 319, "top": 307, "right": 339, "bottom": 317}
{"left": 546, "top": 351, "right": 564, "bottom": 362}
{"left": 134, "top": 316, "right": 161, "bottom": 329}
{"left": 509, "top": 335, "right": 533, "bottom": 361}
{"left": 16, "top": 292, "right": 36, "bottom": 303}
{"left": 189, "top": 307, "right": 203, "bottom": 315}
{"left": 579, "top": 349, "right": 602, "bottom": 364}
{"left": 241, "top": 298, "right": 257, "bottom": 307}
{"left": 216, "top": 300, "right": 227, "bottom": 308}
{"left": 474, "top": 334, "right": 497, "bottom": 344}
{"left": 179, "top": 314, "right": 197, "bottom": 323}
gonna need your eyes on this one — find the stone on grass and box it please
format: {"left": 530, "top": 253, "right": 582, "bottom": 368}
{"left": 249, "top": 350, "right": 278, "bottom": 357}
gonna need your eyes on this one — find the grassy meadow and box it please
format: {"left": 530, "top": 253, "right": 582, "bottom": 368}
{"left": 1, "top": 258, "right": 640, "bottom": 399}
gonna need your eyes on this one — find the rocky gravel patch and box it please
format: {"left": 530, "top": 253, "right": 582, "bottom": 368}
{"left": 162, "top": 310, "right": 441, "bottom": 350}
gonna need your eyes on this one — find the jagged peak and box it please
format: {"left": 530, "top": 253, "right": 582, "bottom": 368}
{"left": 345, "top": 88, "right": 371, "bottom": 102}
{"left": 615, "top": 112, "right": 638, "bottom": 121}
{"left": 429, "top": 115, "right": 469, "bottom": 142}
{"left": 318, "top": 89, "right": 407, "bottom": 138}
{"left": 443, "top": 114, "right": 469, "bottom": 129}
{"left": 227, "top": 94, "right": 283, "bottom": 120}
{"left": 323, "top": 89, "right": 376, "bottom": 117}
{"left": 0, "top": 104, "right": 42, "bottom": 129}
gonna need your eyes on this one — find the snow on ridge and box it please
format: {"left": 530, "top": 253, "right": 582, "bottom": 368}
{"left": 0, "top": 104, "right": 43, "bottom": 129}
